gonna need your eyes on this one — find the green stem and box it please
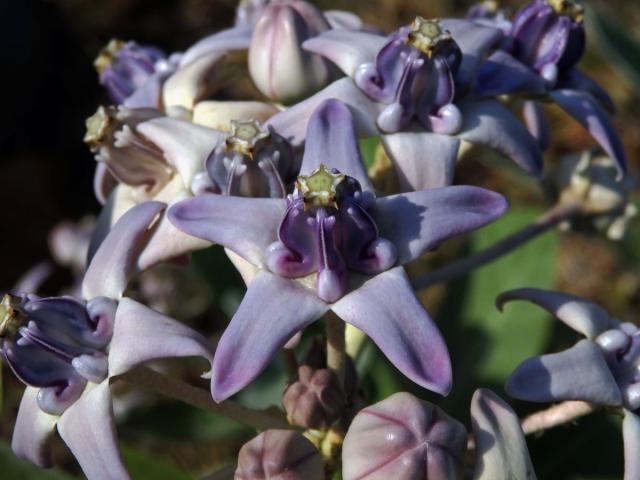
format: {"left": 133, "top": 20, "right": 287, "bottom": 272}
{"left": 326, "top": 311, "right": 346, "bottom": 388}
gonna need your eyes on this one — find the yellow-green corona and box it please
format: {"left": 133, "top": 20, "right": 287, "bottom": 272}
{"left": 84, "top": 105, "right": 114, "bottom": 149}
{"left": 224, "top": 119, "right": 271, "bottom": 158}
{"left": 94, "top": 39, "right": 126, "bottom": 74}
{"left": 295, "top": 164, "right": 346, "bottom": 210}
{"left": 406, "top": 17, "right": 453, "bottom": 58}
{"left": 548, "top": 0, "right": 584, "bottom": 22}
{"left": 0, "top": 293, "right": 23, "bottom": 340}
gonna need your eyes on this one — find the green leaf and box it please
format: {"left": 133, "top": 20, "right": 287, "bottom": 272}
{"left": 587, "top": 7, "right": 640, "bottom": 87}
{"left": 359, "top": 137, "right": 379, "bottom": 169}
{"left": 121, "top": 444, "right": 194, "bottom": 480}
{"left": 0, "top": 441, "right": 73, "bottom": 480}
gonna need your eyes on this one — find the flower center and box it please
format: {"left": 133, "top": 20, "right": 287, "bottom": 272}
{"left": 84, "top": 105, "right": 114, "bottom": 149}
{"left": 406, "top": 17, "right": 454, "bottom": 58}
{"left": 548, "top": 0, "right": 584, "bottom": 22}
{"left": 0, "top": 294, "right": 24, "bottom": 340}
{"left": 94, "top": 39, "right": 126, "bottom": 74}
{"left": 224, "top": 119, "right": 272, "bottom": 158}
{"left": 295, "top": 165, "right": 346, "bottom": 209}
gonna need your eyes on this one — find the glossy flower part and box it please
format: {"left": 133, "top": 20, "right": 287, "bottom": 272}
{"left": 206, "top": 119, "right": 295, "bottom": 198}
{"left": 342, "top": 392, "right": 467, "bottom": 480}
{"left": 235, "top": 429, "right": 324, "bottom": 480}
{"left": 7, "top": 202, "right": 216, "bottom": 479}
{"left": 95, "top": 39, "right": 179, "bottom": 108}
{"left": 169, "top": 99, "right": 508, "bottom": 400}
{"left": 248, "top": 0, "right": 335, "bottom": 104}
{"left": 353, "top": 18, "right": 462, "bottom": 134}
{"left": 282, "top": 365, "right": 346, "bottom": 429}
{"left": 466, "top": 1, "right": 513, "bottom": 34}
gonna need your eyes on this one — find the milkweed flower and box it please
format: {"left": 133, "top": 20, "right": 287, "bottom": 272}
{"left": 168, "top": 99, "right": 508, "bottom": 401}
{"left": 2, "top": 202, "right": 216, "bottom": 480}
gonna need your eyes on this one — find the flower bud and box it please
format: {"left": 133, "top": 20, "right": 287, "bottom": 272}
{"left": 342, "top": 392, "right": 466, "bottom": 480}
{"left": 248, "top": 1, "right": 335, "bottom": 104}
{"left": 283, "top": 365, "right": 346, "bottom": 429}
{"left": 235, "top": 429, "right": 324, "bottom": 480}
{"left": 553, "top": 150, "right": 636, "bottom": 240}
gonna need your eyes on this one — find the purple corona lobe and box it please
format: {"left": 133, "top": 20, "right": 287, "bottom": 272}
{"left": 354, "top": 17, "right": 462, "bottom": 133}
{"left": 266, "top": 165, "right": 397, "bottom": 303}
{"left": 0, "top": 295, "right": 116, "bottom": 415}
{"left": 597, "top": 326, "right": 640, "bottom": 411}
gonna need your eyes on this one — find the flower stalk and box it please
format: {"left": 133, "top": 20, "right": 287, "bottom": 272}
{"left": 326, "top": 311, "right": 347, "bottom": 389}
{"left": 520, "top": 400, "right": 599, "bottom": 436}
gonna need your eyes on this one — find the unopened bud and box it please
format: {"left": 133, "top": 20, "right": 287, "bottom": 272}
{"left": 235, "top": 429, "right": 324, "bottom": 480}
{"left": 283, "top": 365, "right": 346, "bottom": 429}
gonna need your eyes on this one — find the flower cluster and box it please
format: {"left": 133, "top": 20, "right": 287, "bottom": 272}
{"left": 3, "top": 0, "right": 634, "bottom": 479}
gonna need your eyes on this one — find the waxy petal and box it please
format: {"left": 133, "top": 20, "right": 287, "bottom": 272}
{"left": 192, "top": 100, "right": 279, "bottom": 131}
{"left": 212, "top": 272, "right": 329, "bottom": 401}
{"left": 496, "top": 288, "right": 617, "bottom": 339}
{"left": 381, "top": 132, "right": 459, "bottom": 190}
{"left": 523, "top": 100, "right": 550, "bottom": 151}
{"left": 324, "top": 10, "right": 364, "bottom": 31}
{"left": 475, "top": 50, "right": 547, "bottom": 96}
{"left": 108, "top": 298, "right": 215, "bottom": 377}
{"left": 458, "top": 99, "right": 543, "bottom": 177}
{"left": 11, "top": 387, "right": 58, "bottom": 468}
{"left": 506, "top": 339, "right": 622, "bottom": 406}
{"left": 136, "top": 117, "right": 225, "bottom": 188}
{"left": 57, "top": 382, "right": 129, "bottom": 480}
{"left": 332, "top": 267, "right": 451, "bottom": 395}
{"left": 168, "top": 194, "right": 286, "bottom": 268}
{"left": 302, "top": 29, "right": 386, "bottom": 77}
{"left": 266, "top": 77, "right": 381, "bottom": 145}
{"left": 179, "top": 26, "right": 252, "bottom": 67}
{"left": 559, "top": 68, "right": 615, "bottom": 113}
{"left": 471, "top": 389, "right": 537, "bottom": 480}
{"left": 375, "top": 186, "right": 507, "bottom": 265}
{"left": 123, "top": 70, "right": 170, "bottom": 109}
{"left": 550, "top": 89, "right": 627, "bottom": 179}
{"left": 83, "top": 201, "right": 165, "bottom": 299}
{"left": 623, "top": 409, "right": 640, "bottom": 480}
{"left": 300, "top": 99, "right": 372, "bottom": 191}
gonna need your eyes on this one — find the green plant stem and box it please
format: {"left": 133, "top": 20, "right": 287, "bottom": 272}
{"left": 326, "top": 311, "right": 346, "bottom": 388}
{"left": 118, "top": 366, "right": 289, "bottom": 431}
{"left": 413, "top": 202, "right": 581, "bottom": 290}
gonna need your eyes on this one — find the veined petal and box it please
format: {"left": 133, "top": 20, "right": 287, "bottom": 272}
{"left": 136, "top": 117, "right": 225, "bottom": 188}
{"left": 179, "top": 26, "right": 252, "bottom": 67}
{"left": 168, "top": 194, "right": 286, "bottom": 268}
{"left": 471, "top": 389, "right": 537, "bottom": 480}
{"left": 122, "top": 69, "right": 170, "bottom": 109}
{"left": 266, "top": 77, "right": 380, "bottom": 145}
{"left": 375, "top": 186, "right": 507, "bottom": 265}
{"left": 505, "top": 339, "right": 622, "bottom": 406}
{"left": 212, "top": 272, "right": 329, "bottom": 401}
{"left": 440, "top": 18, "right": 503, "bottom": 88}
{"left": 496, "top": 288, "right": 616, "bottom": 339}
{"left": 457, "top": 99, "right": 543, "bottom": 177}
{"left": 381, "top": 131, "right": 459, "bottom": 191}
{"left": 300, "top": 99, "right": 372, "bottom": 191}
{"left": 550, "top": 89, "right": 627, "bottom": 179}
{"left": 82, "top": 201, "right": 166, "bottom": 299}
{"left": 332, "top": 267, "right": 451, "bottom": 395}
{"left": 475, "top": 50, "right": 547, "bottom": 96}
{"left": 108, "top": 298, "right": 215, "bottom": 377}
{"left": 57, "top": 382, "right": 130, "bottom": 480}
{"left": 623, "top": 409, "right": 640, "bottom": 480}
{"left": 11, "top": 387, "right": 58, "bottom": 468}
{"left": 302, "top": 29, "right": 386, "bottom": 77}
{"left": 523, "top": 100, "right": 550, "bottom": 151}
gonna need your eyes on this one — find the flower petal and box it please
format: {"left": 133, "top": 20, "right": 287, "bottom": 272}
{"left": 266, "top": 77, "right": 380, "bottom": 145}
{"left": 623, "top": 409, "right": 640, "bottom": 480}
{"left": 300, "top": 99, "right": 373, "bottom": 191}
{"left": 375, "top": 186, "right": 507, "bottom": 265}
{"left": 550, "top": 89, "right": 627, "bottom": 179}
{"left": 302, "top": 29, "right": 386, "bottom": 77}
{"left": 179, "top": 26, "right": 252, "bottom": 67}
{"left": 212, "top": 272, "right": 329, "bottom": 401}
{"left": 57, "top": 382, "right": 130, "bottom": 480}
{"left": 82, "top": 201, "right": 165, "bottom": 299}
{"left": 496, "top": 288, "right": 616, "bottom": 339}
{"left": 559, "top": 68, "right": 615, "bottom": 113}
{"left": 381, "top": 131, "right": 459, "bottom": 190}
{"left": 457, "top": 99, "right": 543, "bottom": 177}
{"left": 505, "top": 339, "right": 622, "bottom": 406}
{"left": 11, "top": 387, "right": 58, "bottom": 468}
{"left": 475, "top": 50, "right": 547, "bottom": 97}
{"left": 324, "top": 10, "right": 364, "bottom": 31}
{"left": 471, "top": 389, "right": 537, "bottom": 480}
{"left": 522, "top": 100, "right": 550, "bottom": 151}
{"left": 136, "top": 117, "right": 225, "bottom": 187}
{"left": 332, "top": 267, "right": 451, "bottom": 395}
{"left": 107, "top": 298, "right": 215, "bottom": 377}
{"left": 168, "top": 194, "right": 286, "bottom": 268}
{"left": 192, "top": 100, "right": 279, "bottom": 130}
